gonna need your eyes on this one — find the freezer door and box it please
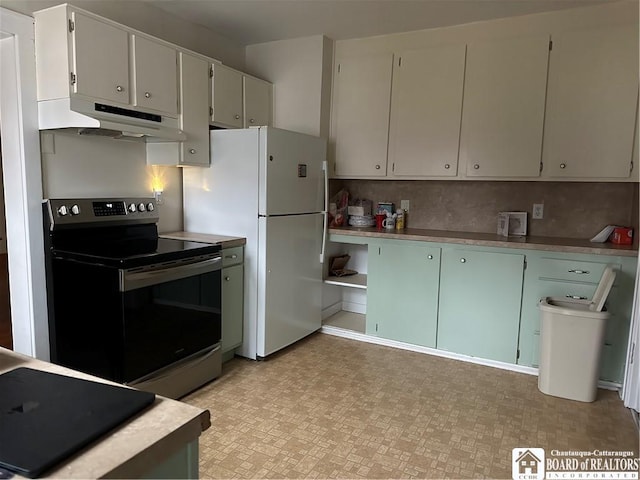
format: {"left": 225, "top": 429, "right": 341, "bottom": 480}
{"left": 258, "top": 127, "right": 326, "bottom": 216}
{"left": 257, "top": 213, "right": 323, "bottom": 357}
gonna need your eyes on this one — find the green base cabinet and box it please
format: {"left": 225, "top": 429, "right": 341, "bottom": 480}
{"left": 437, "top": 249, "right": 525, "bottom": 363}
{"left": 366, "top": 241, "right": 440, "bottom": 347}
{"left": 222, "top": 247, "right": 244, "bottom": 355}
{"left": 519, "top": 252, "right": 637, "bottom": 383}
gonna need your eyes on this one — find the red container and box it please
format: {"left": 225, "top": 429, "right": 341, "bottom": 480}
{"left": 611, "top": 227, "right": 633, "bottom": 245}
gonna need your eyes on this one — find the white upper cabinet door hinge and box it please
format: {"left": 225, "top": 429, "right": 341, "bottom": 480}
{"left": 539, "top": 162, "right": 543, "bottom": 173}
{"left": 337, "top": 63, "right": 341, "bottom": 74}
{"left": 209, "top": 66, "right": 213, "bottom": 78}
{"left": 68, "top": 19, "right": 74, "bottom": 32}
{"left": 392, "top": 162, "right": 395, "bottom": 172}
{"left": 70, "top": 72, "right": 76, "bottom": 85}
{"left": 209, "top": 106, "right": 213, "bottom": 116}
{"left": 549, "top": 40, "right": 553, "bottom": 51}
{"left": 378, "top": 247, "right": 381, "bottom": 255}
{"left": 398, "top": 57, "right": 402, "bottom": 67}
{"left": 631, "top": 161, "right": 634, "bottom": 173}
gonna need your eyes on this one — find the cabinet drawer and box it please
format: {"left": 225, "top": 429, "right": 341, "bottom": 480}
{"left": 222, "top": 247, "right": 244, "bottom": 267}
{"left": 538, "top": 258, "right": 619, "bottom": 283}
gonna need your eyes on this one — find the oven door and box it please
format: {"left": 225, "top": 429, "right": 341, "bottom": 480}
{"left": 119, "top": 255, "right": 222, "bottom": 383}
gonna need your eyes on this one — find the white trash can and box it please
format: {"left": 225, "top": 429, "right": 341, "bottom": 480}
{"left": 537, "top": 266, "right": 616, "bottom": 403}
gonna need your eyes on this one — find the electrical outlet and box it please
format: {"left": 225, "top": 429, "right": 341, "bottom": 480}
{"left": 532, "top": 203, "right": 544, "bottom": 219}
{"left": 400, "top": 200, "right": 410, "bottom": 212}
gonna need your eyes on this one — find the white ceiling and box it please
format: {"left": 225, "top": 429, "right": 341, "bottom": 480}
{"left": 144, "top": 0, "right": 615, "bottom": 46}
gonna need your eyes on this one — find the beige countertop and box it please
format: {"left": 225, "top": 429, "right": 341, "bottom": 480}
{"left": 330, "top": 227, "right": 639, "bottom": 257}
{"left": 0, "top": 348, "right": 210, "bottom": 479}
{"left": 160, "top": 231, "right": 246, "bottom": 249}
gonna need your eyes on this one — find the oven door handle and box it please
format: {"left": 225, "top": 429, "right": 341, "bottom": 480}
{"left": 120, "top": 256, "right": 221, "bottom": 292}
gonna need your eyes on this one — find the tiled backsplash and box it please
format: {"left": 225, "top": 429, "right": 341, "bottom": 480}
{"left": 331, "top": 180, "right": 639, "bottom": 242}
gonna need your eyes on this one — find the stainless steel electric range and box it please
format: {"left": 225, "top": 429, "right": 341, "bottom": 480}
{"left": 43, "top": 197, "right": 222, "bottom": 399}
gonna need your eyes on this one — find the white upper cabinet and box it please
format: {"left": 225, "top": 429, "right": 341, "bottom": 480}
{"left": 243, "top": 75, "right": 272, "bottom": 127}
{"left": 178, "top": 53, "right": 210, "bottom": 166}
{"left": 211, "top": 63, "right": 244, "bottom": 128}
{"left": 36, "top": 5, "right": 179, "bottom": 117}
{"left": 460, "top": 35, "right": 549, "bottom": 178}
{"left": 71, "top": 12, "right": 130, "bottom": 105}
{"left": 542, "top": 25, "right": 639, "bottom": 179}
{"left": 388, "top": 45, "right": 465, "bottom": 177}
{"left": 131, "top": 35, "right": 178, "bottom": 114}
{"left": 330, "top": 52, "right": 394, "bottom": 177}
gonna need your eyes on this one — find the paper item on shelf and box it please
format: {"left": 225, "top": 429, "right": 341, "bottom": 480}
{"left": 590, "top": 225, "right": 619, "bottom": 243}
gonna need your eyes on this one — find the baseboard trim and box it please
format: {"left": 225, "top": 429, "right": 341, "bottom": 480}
{"left": 321, "top": 301, "right": 343, "bottom": 320}
{"left": 320, "top": 325, "right": 622, "bottom": 391}
{"left": 342, "top": 302, "right": 366, "bottom": 314}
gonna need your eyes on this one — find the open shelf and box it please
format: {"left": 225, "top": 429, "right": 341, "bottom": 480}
{"left": 324, "top": 273, "right": 367, "bottom": 289}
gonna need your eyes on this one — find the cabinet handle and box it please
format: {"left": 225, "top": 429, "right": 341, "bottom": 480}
{"left": 225, "top": 276, "right": 231, "bottom": 281}
{"left": 473, "top": 164, "right": 480, "bottom": 170}
{"left": 427, "top": 255, "right": 433, "bottom": 260}
{"left": 375, "top": 165, "right": 381, "bottom": 170}
{"left": 144, "top": 91, "right": 151, "bottom": 98}
{"left": 189, "top": 148, "right": 196, "bottom": 154}
{"left": 116, "top": 85, "right": 124, "bottom": 92}
{"left": 560, "top": 163, "right": 566, "bottom": 169}
{"left": 249, "top": 118, "right": 255, "bottom": 124}
{"left": 460, "top": 258, "right": 466, "bottom": 263}
{"left": 225, "top": 254, "right": 238, "bottom": 259}
{"left": 568, "top": 269, "right": 589, "bottom": 275}
{"left": 444, "top": 164, "right": 450, "bottom": 169}
{"left": 234, "top": 114, "right": 240, "bottom": 120}
{"left": 566, "top": 295, "right": 588, "bottom": 300}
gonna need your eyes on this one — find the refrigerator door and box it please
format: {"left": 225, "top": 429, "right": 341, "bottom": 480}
{"left": 257, "top": 213, "right": 323, "bottom": 357}
{"left": 258, "top": 127, "right": 326, "bottom": 216}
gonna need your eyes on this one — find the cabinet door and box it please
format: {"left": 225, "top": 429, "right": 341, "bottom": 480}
{"left": 222, "top": 264, "right": 244, "bottom": 353}
{"left": 71, "top": 12, "right": 129, "bottom": 105}
{"left": 437, "top": 249, "right": 524, "bottom": 363}
{"left": 132, "top": 35, "right": 178, "bottom": 114}
{"left": 243, "top": 76, "right": 272, "bottom": 127}
{"left": 389, "top": 45, "right": 465, "bottom": 177}
{"left": 542, "top": 25, "right": 639, "bottom": 179}
{"left": 367, "top": 243, "right": 440, "bottom": 347}
{"left": 211, "top": 63, "right": 243, "bottom": 128}
{"left": 178, "top": 53, "right": 210, "bottom": 166}
{"left": 460, "top": 35, "right": 549, "bottom": 178}
{"left": 331, "top": 52, "right": 393, "bottom": 177}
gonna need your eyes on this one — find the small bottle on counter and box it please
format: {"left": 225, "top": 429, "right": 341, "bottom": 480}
{"left": 395, "top": 209, "right": 405, "bottom": 230}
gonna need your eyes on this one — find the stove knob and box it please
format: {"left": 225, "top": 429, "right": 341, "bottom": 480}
{"left": 128, "top": 203, "right": 137, "bottom": 213}
{"left": 138, "top": 203, "right": 146, "bottom": 212}
{"left": 147, "top": 203, "right": 155, "bottom": 212}
{"left": 70, "top": 204, "right": 80, "bottom": 215}
{"left": 57, "top": 205, "right": 68, "bottom": 216}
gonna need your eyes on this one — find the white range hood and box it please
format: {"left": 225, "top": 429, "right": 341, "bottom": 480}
{"left": 38, "top": 96, "right": 186, "bottom": 142}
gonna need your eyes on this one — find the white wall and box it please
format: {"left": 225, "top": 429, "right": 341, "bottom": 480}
{"left": 0, "top": 0, "right": 245, "bottom": 69}
{"left": 40, "top": 131, "right": 183, "bottom": 233}
{"left": 245, "top": 35, "right": 333, "bottom": 138}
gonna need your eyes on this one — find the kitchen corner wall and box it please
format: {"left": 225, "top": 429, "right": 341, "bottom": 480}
{"left": 332, "top": 179, "right": 639, "bottom": 244}
{"left": 245, "top": 35, "right": 333, "bottom": 138}
{"left": 40, "top": 131, "right": 183, "bottom": 233}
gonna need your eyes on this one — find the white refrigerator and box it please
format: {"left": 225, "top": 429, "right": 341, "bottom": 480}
{"left": 183, "top": 127, "right": 327, "bottom": 360}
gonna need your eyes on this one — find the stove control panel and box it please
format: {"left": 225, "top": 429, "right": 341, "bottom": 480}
{"left": 45, "top": 198, "right": 159, "bottom": 229}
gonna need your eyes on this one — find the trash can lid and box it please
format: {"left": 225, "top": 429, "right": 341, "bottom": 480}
{"left": 590, "top": 266, "right": 616, "bottom": 312}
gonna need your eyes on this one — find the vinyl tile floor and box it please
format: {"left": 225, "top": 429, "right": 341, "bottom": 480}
{"left": 183, "top": 333, "right": 639, "bottom": 479}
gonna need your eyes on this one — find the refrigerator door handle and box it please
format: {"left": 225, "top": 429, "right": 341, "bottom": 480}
{"left": 320, "top": 160, "right": 328, "bottom": 264}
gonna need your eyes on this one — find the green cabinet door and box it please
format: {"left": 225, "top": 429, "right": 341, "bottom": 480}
{"left": 367, "top": 242, "right": 440, "bottom": 347}
{"left": 222, "top": 264, "right": 244, "bottom": 353}
{"left": 437, "top": 249, "right": 524, "bottom": 363}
